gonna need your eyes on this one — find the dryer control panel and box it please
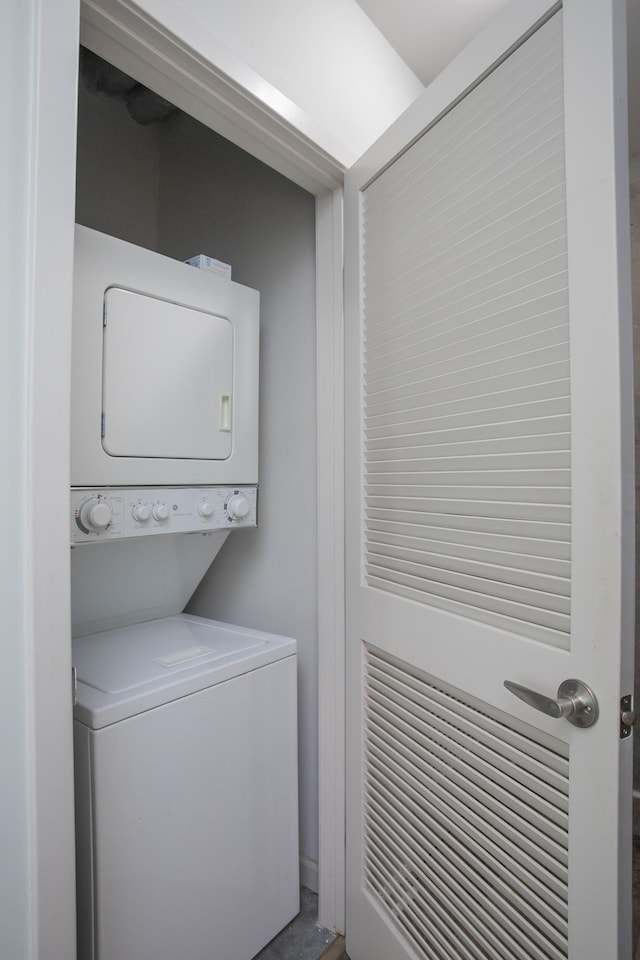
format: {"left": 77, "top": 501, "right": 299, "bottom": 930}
{"left": 71, "top": 486, "right": 258, "bottom": 544}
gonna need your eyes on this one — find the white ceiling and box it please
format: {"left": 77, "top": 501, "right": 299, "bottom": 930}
{"left": 354, "top": 0, "right": 510, "bottom": 87}
{"left": 356, "top": 0, "right": 640, "bottom": 156}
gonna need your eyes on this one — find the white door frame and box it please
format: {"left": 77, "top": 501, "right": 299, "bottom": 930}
{"left": 24, "top": 0, "right": 348, "bottom": 946}
{"left": 2, "top": 1, "right": 79, "bottom": 958}
{"left": 79, "top": 0, "right": 346, "bottom": 194}
{"left": 315, "top": 187, "right": 346, "bottom": 930}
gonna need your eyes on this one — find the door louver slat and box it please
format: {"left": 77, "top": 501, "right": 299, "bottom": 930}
{"left": 367, "top": 530, "right": 570, "bottom": 575}
{"left": 366, "top": 543, "right": 568, "bottom": 594}
{"left": 365, "top": 284, "right": 568, "bottom": 357}
{"left": 367, "top": 658, "right": 568, "bottom": 778}
{"left": 366, "top": 509, "right": 570, "bottom": 541}
{"left": 366, "top": 787, "right": 568, "bottom": 956}
{"left": 367, "top": 397, "right": 570, "bottom": 437}
{"left": 363, "top": 646, "right": 569, "bottom": 960}
{"left": 366, "top": 517, "right": 570, "bottom": 559}
{"left": 362, "top": 13, "right": 570, "bottom": 647}
{"left": 366, "top": 367, "right": 569, "bottom": 414}
{"left": 365, "top": 346, "right": 570, "bottom": 404}
{"left": 366, "top": 571, "right": 570, "bottom": 642}
{"left": 365, "top": 326, "right": 569, "bottom": 389}
{"left": 366, "top": 796, "right": 566, "bottom": 960}
{"left": 366, "top": 731, "right": 569, "bottom": 893}
{"left": 364, "top": 47, "right": 563, "bottom": 237}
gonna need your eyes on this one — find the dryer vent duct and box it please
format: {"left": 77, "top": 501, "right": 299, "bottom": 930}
{"left": 79, "top": 46, "right": 177, "bottom": 125}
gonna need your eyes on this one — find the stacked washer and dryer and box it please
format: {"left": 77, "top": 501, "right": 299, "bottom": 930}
{"left": 70, "top": 226, "right": 299, "bottom": 960}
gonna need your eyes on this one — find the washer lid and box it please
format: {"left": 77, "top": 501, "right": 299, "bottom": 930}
{"left": 73, "top": 614, "right": 296, "bottom": 729}
{"left": 75, "top": 616, "right": 265, "bottom": 694}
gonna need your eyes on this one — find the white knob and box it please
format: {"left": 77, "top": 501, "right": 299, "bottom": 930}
{"left": 152, "top": 503, "right": 169, "bottom": 521}
{"left": 80, "top": 498, "right": 112, "bottom": 532}
{"left": 227, "top": 494, "right": 250, "bottom": 520}
{"left": 198, "top": 500, "right": 213, "bottom": 518}
{"left": 132, "top": 503, "right": 151, "bottom": 522}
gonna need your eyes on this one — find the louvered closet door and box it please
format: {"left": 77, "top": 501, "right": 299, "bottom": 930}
{"left": 344, "top": 3, "right": 633, "bottom": 960}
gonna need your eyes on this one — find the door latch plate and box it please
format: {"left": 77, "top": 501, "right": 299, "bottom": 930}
{"left": 620, "top": 695, "right": 635, "bottom": 738}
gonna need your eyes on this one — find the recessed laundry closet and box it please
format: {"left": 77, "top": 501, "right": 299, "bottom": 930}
{"left": 73, "top": 47, "right": 318, "bottom": 960}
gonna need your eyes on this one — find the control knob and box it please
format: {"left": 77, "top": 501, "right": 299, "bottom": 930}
{"left": 79, "top": 497, "right": 112, "bottom": 533}
{"left": 198, "top": 500, "right": 213, "bottom": 518}
{"left": 152, "top": 503, "right": 170, "bottom": 522}
{"left": 227, "top": 494, "right": 250, "bottom": 521}
{"left": 132, "top": 503, "right": 151, "bottom": 522}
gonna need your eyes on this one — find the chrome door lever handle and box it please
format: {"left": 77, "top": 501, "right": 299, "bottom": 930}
{"left": 504, "top": 678, "right": 599, "bottom": 728}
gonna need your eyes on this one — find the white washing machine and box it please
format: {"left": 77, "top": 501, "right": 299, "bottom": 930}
{"left": 69, "top": 228, "right": 299, "bottom": 960}
{"left": 73, "top": 613, "right": 299, "bottom": 960}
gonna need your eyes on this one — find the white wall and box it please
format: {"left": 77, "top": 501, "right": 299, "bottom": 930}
{"left": 157, "top": 113, "right": 319, "bottom": 875}
{"left": 174, "top": 0, "right": 423, "bottom": 161}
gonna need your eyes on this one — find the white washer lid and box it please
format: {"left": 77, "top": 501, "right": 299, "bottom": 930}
{"left": 73, "top": 613, "right": 296, "bottom": 729}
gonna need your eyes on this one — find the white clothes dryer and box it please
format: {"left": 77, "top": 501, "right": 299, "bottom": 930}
{"left": 73, "top": 614, "right": 299, "bottom": 960}
{"left": 71, "top": 226, "right": 260, "bottom": 489}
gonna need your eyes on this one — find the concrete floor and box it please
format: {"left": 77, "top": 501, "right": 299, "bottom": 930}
{"left": 253, "top": 887, "right": 338, "bottom": 960}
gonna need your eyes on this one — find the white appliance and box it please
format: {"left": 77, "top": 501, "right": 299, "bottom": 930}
{"left": 70, "top": 228, "right": 299, "bottom": 960}
{"left": 70, "top": 483, "right": 259, "bottom": 635}
{"left": 73, "top": 614, "right": 299, "bottom": 960}
{"left": 69, "top": 226, "right": 261, "bottom": 630}
{"left": 71, "top": 225, "right": 259, "bottom": 488}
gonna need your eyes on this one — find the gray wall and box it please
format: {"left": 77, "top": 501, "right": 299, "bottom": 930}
{"left": 157, "top": 114, "right": 319, "bottom": 867}
{"left": 76, "top": 86, "right": 319, "bottom": 870}
{"left": 76, "top": 82, "right": 161, "bottom": 251}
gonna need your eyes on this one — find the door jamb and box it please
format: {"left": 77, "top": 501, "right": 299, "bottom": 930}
{"left": 316, "top": 188, "right": 346, "bottom": 933}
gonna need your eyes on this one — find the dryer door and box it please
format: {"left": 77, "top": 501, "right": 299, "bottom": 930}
{"left": 102, "top": 288, "right": 233, "bottom": 460}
